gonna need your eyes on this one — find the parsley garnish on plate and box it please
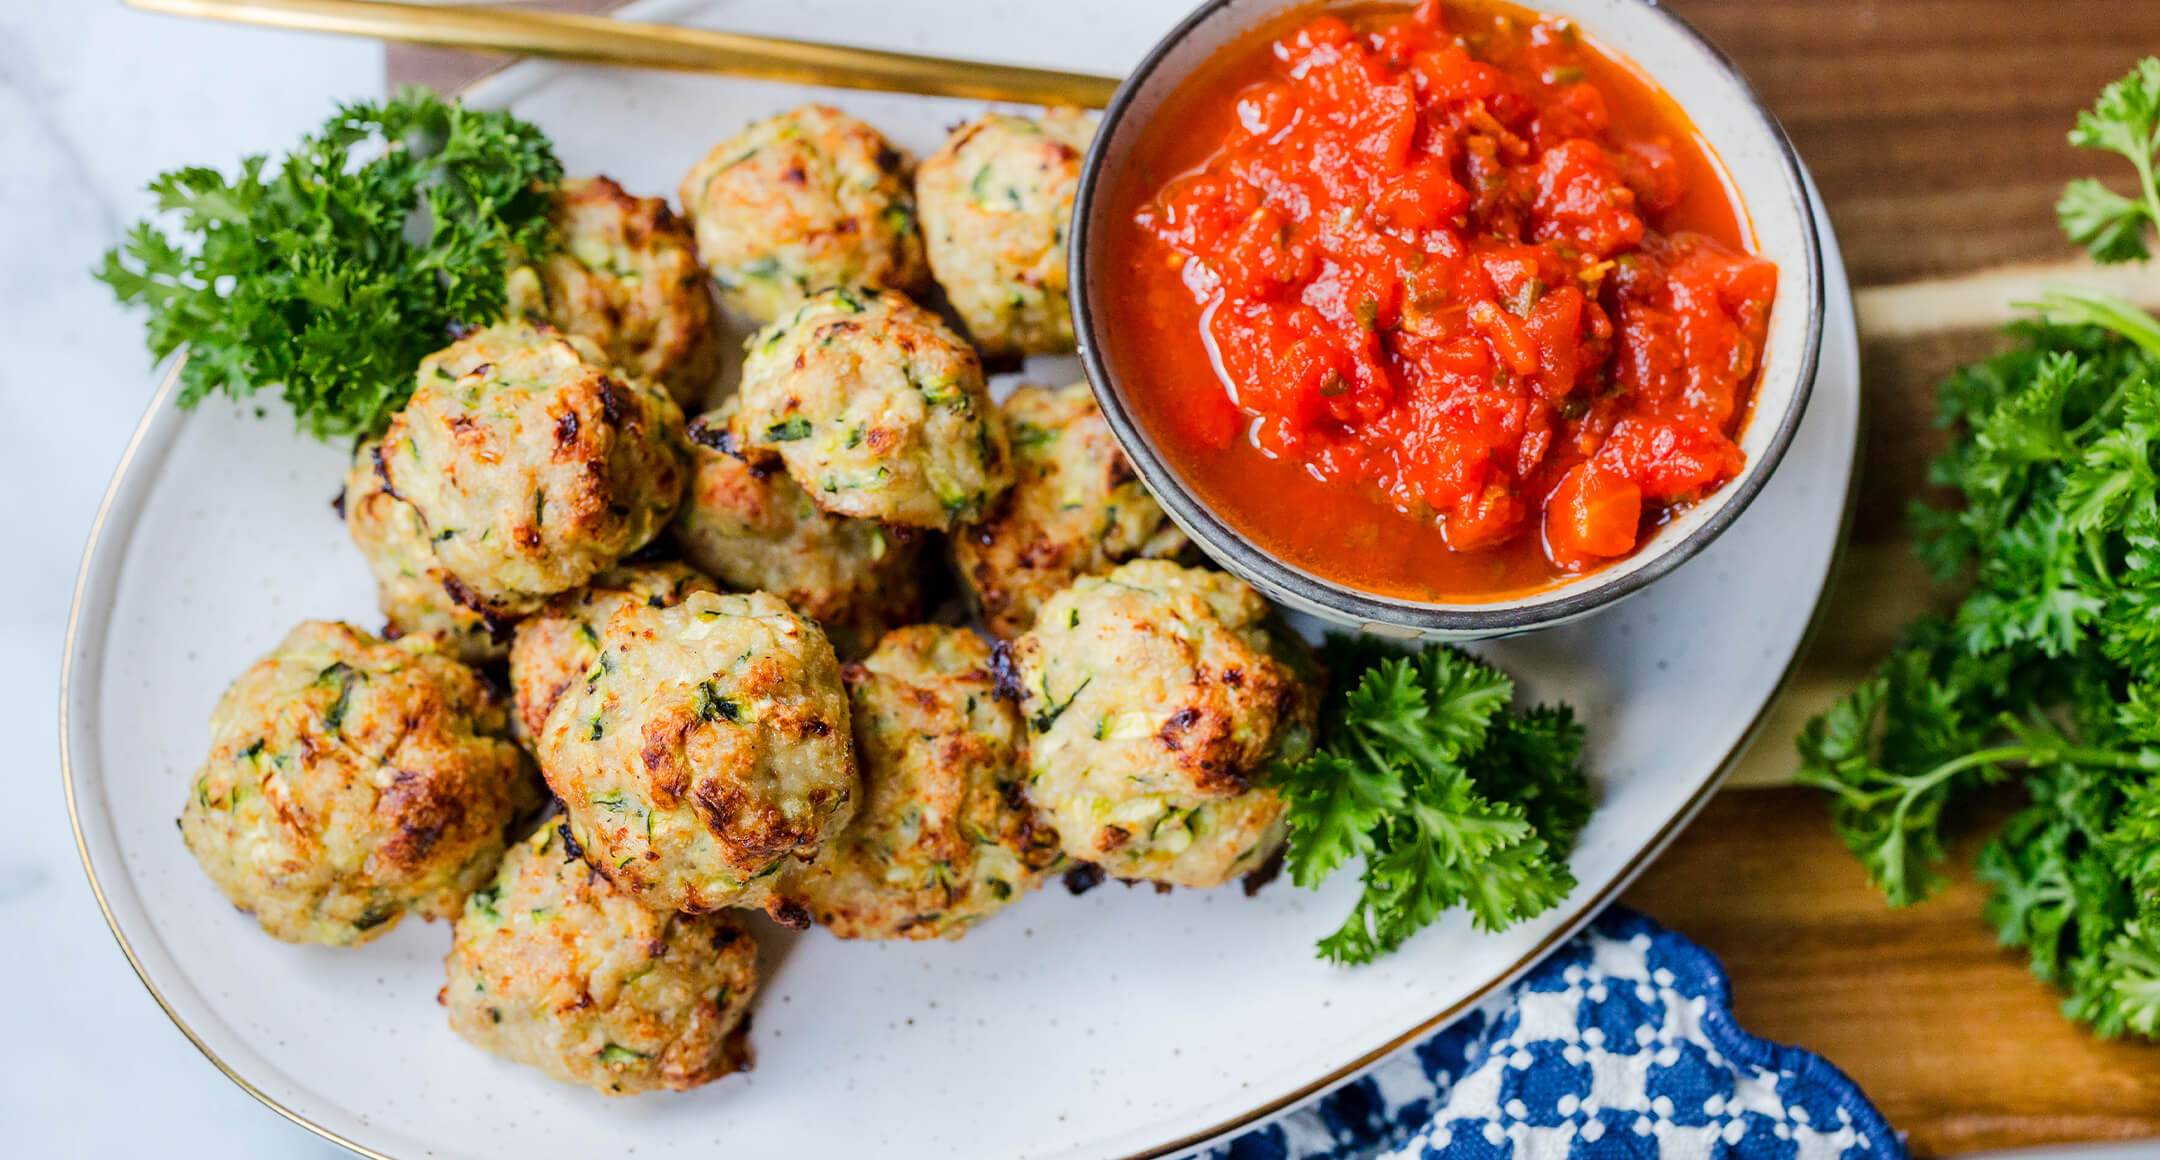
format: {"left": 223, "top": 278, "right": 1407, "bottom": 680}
{"left": 1797, "top": 59, "right": 2160, "bottom": 1038}
{"left": 96, "top": 88, "right": 561, "bottom": 441}
{"left": 1276, "top": 635, "right": 1592, "bottom": 965}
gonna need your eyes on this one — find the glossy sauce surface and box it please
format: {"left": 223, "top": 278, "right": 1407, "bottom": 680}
{"left": 1104, "top": 0, "right": 1776, "bottom": 600}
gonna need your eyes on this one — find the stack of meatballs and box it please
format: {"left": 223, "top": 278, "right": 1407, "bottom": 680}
{"left": 176, "top": 103, "right": 1319, "bottom": 1098}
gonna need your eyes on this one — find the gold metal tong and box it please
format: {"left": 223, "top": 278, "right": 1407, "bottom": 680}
{"left": 123, "top": 0, "right": 1123, "bottom": 107}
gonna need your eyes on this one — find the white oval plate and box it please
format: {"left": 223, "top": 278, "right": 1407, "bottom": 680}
{"left": 62, "top": 2, "right": 1862, "bottom": 1157}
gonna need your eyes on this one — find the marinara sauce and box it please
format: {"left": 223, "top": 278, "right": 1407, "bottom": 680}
{"left": 1105, "top": 0, "right": 1776, "bottom": 600}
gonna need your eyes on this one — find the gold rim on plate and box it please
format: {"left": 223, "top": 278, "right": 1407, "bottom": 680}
{"left": 59, "top": 361, "right": 400, "bottom": 1160}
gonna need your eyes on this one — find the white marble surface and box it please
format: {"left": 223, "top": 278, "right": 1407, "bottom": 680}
{"left": 1, "top": 4, "right": 373, "bottom": 1154}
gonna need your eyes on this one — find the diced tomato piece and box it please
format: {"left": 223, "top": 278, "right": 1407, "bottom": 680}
{"left": 1545, "top": 461, "right": 1642, "bottom": 558}
{"left": 1525, "top": 283, "right": 1585, "bottom": 397}
{"left": 1610, "top": 301, "right": 1685, "bottom": 409}
{"left": 1599, "top": 419, "right": 1744, "bottom": 502}
{"left": 1530, "top": 139, "right": 1643, "bottom": 258}
{"left": 1230, "top": 82, "right": 1296, "bottom": 145}
{"left": 1446, "top": 479, "right": 1526, "bottom": 550}
{"left": 1556, "top": 82, "right": 1608, "bottom": 134}
{"left": 1616, "top": 141, "right": 1679, "bottom": 215}
{"left": 1376, "top": 160, "right": 1469, "bottom": 230}
{"left": 1470, "top": 301, "right": 1538, "bottom": 376}
{"left": 1411, "top": 49, "right": 1509, "bottom": 105}
{"left": 1215, "top": 207, "right": 1307, "bottom": 298}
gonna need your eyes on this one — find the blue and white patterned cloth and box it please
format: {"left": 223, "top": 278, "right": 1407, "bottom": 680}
{"left": 1207, "top": 908, "right": 1903, "bottom": 1160}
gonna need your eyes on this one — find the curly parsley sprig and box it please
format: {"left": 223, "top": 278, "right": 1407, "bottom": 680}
{"left": 2058, "top": 58, "right": 2160, "bottom": 264}
{"left": 96, "top": 88, "right": 562, "bottom": 441}
{"left": 1799, "top": 59, "right": 2160, "bottom": 1038}
{"left": 1276, "top": 636, "right": 1591, "bottom": 965}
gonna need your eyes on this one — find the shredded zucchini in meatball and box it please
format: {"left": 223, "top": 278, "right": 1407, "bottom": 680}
{"left": 679, "top": 104, "right": 929, "bottom": 323}
{"left": 1008, "top": 561, "right": 1317, "bottom": 887}
{"left": 956, "top": 382, "right": 1187, "bottom": 637}
{"left": 179, "top": 621, "right": 539, "bottom": 946}
{"left": 915, "top": 110, "right": 1094, "bottom": 358}
{"left": 735, "top": 287, "right": 1010, "bottom": 529}
{"left": 769, "top": 626, "right": 1057, "bottom": 939}
{"left": 535, "top": 589, "right": 859, "bottom": 913}
{"left": 444, "top": 824, "right": 759, "bottom": 1095}
{"left": 508, "top": 175, "right": 723, "bottom": 411}
{"left": 378, "top": 321, "right": 688, "bottom": 617}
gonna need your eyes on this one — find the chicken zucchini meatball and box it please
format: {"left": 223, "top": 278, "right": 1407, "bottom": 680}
{"left": 1008, "top": 561, "right": 1317, "bottom": 888}
{"left": 769, "top": 626, "right": 1057, "bottom": 939}
{"left": 675, "top": 402, "right": 924, "bottom": 658}
{"left": 735, "top": 287, "right": 1010, "bottom": 529}
{"left": 508, "top": 563, "right": 719, "bottom": 743}
{"left": 179, "top": 622, "right": 538, "bottom": 946}
{"left": 378, "top": 321, "right": 689, "bottom": 617}
{"left": 535, "top": 589, "right": 858, "bottom": 913}
{"left": 507, "top": 175, "right": 723, "bottom": 411}
{"left": 344, "top": 440, "right": 504, "bottom": 664}
{"left": 679, "top": 104, "right": 930, "bottom": 323}
{"left": 444, "top": 825, "right": 759, "bottom": 1095}
{"left": 915, "top": 110, "right": 1094, "bottom": 359}
{"left": 956, "top": 382, "right": 1188, "bottom": 638}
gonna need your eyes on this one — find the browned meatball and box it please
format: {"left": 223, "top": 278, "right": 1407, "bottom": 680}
{"left": 734, "top": 288, "right": 1010, "bottom": 529}
{"left": 955, "top": 382, "right": 1187, "bottom": 637}
{"left": 915, "top": 110, "right": 1094, "bottom": 358}
{"left": 378, "top": 322, "right": 688, "bottom": 617}
{"left": 674, "top": 402, "right": 924, "bottom": 658}
{"left": 1009, "top": 561, "right": 1317, "bottom": 887}
{"left": 769, "top": 626, "right": 1057, "bottom": 939}
{"left": 508, "top": 175, "right": 723, "bottom": 411}
{"left": 679, "top": 104, "right": 929, "bottom": 323}
{"left": 444, "top": 825, "right": 759, "bottom": 1095}
{"left": 178, "top": 621, "right": 539, "bottom": 945}
{"left": 534, "top": 589, "right": 859, "bottom": 913}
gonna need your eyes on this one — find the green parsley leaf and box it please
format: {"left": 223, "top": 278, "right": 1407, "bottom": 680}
{"left": 96, "top": 88, "right": 562, "bottom": 441}
{"left": 2065, "top": 922, "right": 2160, "bottom": 1037}
{"left": 2058, "top": 57, "right": 2160, "bottom": 264}
{"left": 2059, "top": 179, "right": 2154, "bottom": 265}
{"left": 1277, "top": 638, "right": 1589, "bottom": 965}
{"left": 1280, "top": 749, "right": 1400, "bottom": 889}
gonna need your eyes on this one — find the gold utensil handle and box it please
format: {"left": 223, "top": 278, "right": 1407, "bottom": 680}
{"left": 124, "top": 0, "right": 1124, "bottom": 108}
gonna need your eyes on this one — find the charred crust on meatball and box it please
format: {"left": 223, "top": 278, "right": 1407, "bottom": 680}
{"left": 597, "top": 376, "right": 630, "bottom": 429}
{"left": 439, "top": 574, "right": 522, "bottom": 642}
{"left": 556, "top": 822, "right": 586, "bottom": 864}
{"left": 685, "top": 413, "right": 732, "bottom": 452}
{"left": 370, "top": 442, "right": 403, "bottom": 502}
{"left": 690, "top": 777, "right": 818, "bottom": 868}
{"left": 989, "top": 641, "right": 1023, "bottom": 702}
{"left": 1241, "top": 846, "right": 1286, "bottom": 897}
{"left": 767, "top": 898, "right": 813, "bottom": 931}
{"left": 1062, "top": 863, "right": 1105, "bottom": 895}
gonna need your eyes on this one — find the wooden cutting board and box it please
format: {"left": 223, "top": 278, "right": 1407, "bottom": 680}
{"left": 393, "top": 3, "right": 2160, "bottom": 1152}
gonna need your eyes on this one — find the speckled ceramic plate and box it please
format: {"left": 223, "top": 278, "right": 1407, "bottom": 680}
{"left": 61, "top": 2, "right": 1862, "bottom": 1157}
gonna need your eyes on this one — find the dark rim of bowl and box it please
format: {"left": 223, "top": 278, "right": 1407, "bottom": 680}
{"left": 1069, "top": 0, "right": 1826, "bottom": 634}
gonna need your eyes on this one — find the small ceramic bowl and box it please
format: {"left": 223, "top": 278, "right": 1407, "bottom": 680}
{"left": 1069, "top": 0, "right": 1825, "bottom": 640}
